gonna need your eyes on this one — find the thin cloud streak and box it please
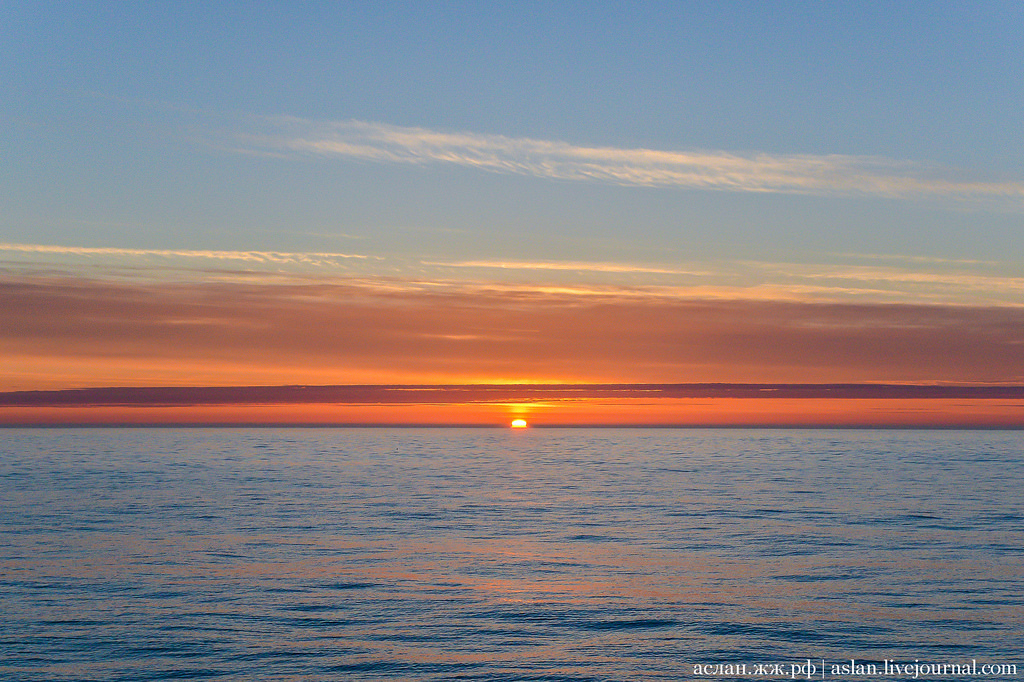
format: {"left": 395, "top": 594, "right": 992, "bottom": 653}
{"left": 423, "top": 259, "right": 709, "bottom": 275}
{"left": 247, "top": 118, "right": 1024, "bottom": 201}
{"left": 830, "top": 252, "right": 1000, "bottom": 266}
{"left": 5, "top": 242, "right": 1023, "bottom": 305}
{"left": 748, "top": 261, "right": 1024, "bottom": 298}
{"left": 0, "top": 243, "right": 370, "bottom": 264}
{"left": 5, "top": 384, "right": 1024, "bottom": 408}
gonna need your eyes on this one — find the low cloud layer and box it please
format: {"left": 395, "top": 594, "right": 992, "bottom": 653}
{"left": 3, "top": 274, "right": 1023, "bottom": 391}
{"left": 4, "top": 384, "right": 1023, "bottom": 408}
{"left": 245, "top": 118, "right": 1024, "bottom": 202}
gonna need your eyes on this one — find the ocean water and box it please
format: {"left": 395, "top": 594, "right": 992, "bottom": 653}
{"left": 1, "top": 428, "right": 1021, "bottom": 681}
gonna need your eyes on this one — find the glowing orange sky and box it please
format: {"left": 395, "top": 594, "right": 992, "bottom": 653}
{"left": 3, "top": 399, "right": 1023, "bottom": 428}
{"left": 2, "top": 385, "right": 1023, "bottom": 428}
{"left": 4, "top": 275, "right": 1024, "bottom": 390}
{"left": 2, "top": 273, "right": 1023, "bottom": 426}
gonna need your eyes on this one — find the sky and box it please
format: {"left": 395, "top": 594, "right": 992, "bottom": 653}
{"left": 2, "top": 1, "right": 1023, "bottom": 425}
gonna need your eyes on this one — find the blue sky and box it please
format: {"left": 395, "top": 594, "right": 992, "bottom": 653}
{"left": 3, "top": 2, "right": 1024, "bottom": 392}
{"left": 5, "top": 2, "right": 1021, "bottom": 266}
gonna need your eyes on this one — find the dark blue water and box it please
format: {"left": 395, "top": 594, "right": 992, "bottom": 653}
{"left": 1, "top": 428, "right": 1021, "bottom": 680}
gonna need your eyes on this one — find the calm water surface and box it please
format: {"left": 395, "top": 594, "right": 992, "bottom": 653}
{"left": 1, "top": 428, "right": 1021, "bottom": 680}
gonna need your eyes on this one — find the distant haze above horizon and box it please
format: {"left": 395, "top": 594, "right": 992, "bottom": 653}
{"left": 2, "top": 383, "right": 1023, "bottom": 429}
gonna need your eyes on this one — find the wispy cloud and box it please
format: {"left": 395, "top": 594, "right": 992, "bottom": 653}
{"left": 829, "top": 252, "right": 1000, "bottom": 266}
{"left": 6, "top": 241, "right": 1022, "bottom": 306}
{"left": 420, "top": 257, "right": 1024, "bottom": 305}
{"left": 242, "top": 118, "right": 1024, "bottom": 202}
{"left": 0, "top": 242, "right": 369, "bottom": 264}
{"left": 422, "top": 259, "right": 708, "bottom": 276}
{"left": 747, "top": 261, "right": 1024, "bottom": 298}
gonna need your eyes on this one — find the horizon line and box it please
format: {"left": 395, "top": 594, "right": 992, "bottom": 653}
{"left": 4, "top": 423, "right": 1023, "bottom": 431}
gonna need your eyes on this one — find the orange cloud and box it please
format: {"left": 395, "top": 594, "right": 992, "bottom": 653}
{"left": 4, "top": 271, "right": 1024, "bottom": 428}
{"left": 3, "top": 274, "right": 1024, "bottom": 392}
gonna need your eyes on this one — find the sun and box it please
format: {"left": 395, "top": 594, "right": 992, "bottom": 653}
{"left": 510, "top": 419, "right": 528, "bottom": 428}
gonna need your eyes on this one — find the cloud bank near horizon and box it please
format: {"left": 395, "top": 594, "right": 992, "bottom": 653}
{"left": 3, "top": 275, "right": 1024, "bottom": 392}
{"left": 5, "top": 383, "right": 1024, "bottom": 408}
{"left": 242, "top": 118, "right": 1024, "bottom": 202}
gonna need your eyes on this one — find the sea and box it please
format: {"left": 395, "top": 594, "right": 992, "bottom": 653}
{"left": 1, "top": 428, "right": 1021, "bottom": 681}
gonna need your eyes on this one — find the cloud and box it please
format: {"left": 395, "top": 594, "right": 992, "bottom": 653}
{"left": 5, "top": 241, "right": 1022, "bottom": 306}
{"left": 3, "top": 274, "right": 1024, "bottom": 390}
{"left": 422, "top": 259, "right": 709, "bottom": 275}
{"left": 747, "top": 261, "right": 1024, "bottom": 298}
{"left": 0, "top": 242, "right": 369, "bottom": 264}
{"left": 243, "top": 118, "right": 1024, "bottom": 201}
{"left": 4, "top": 384, "right": 1024, "bottom": 408}
{"left": 830, "top": 252, "right": 1000, "bottom": 266}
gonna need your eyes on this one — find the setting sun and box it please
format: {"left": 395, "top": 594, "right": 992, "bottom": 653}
{"left": 510, "top": 419, "right": 528, "bottom": 428}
